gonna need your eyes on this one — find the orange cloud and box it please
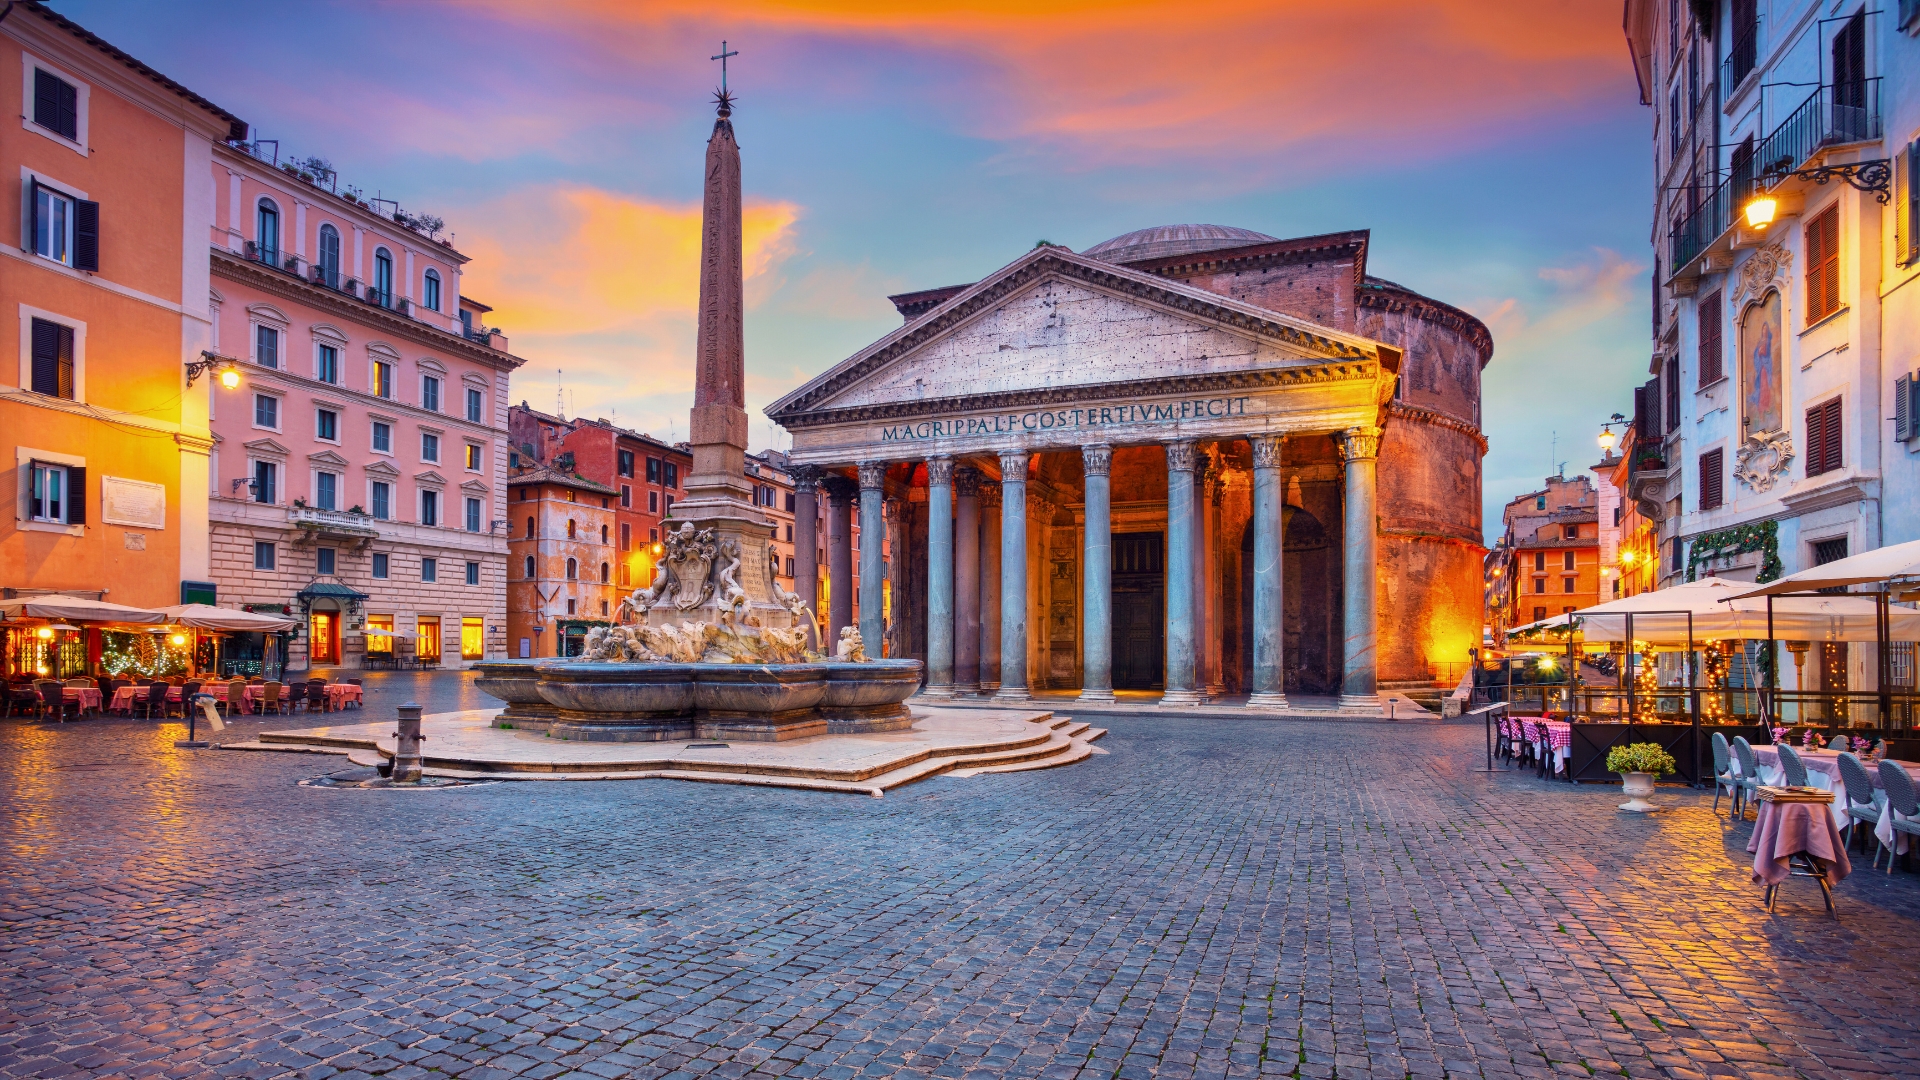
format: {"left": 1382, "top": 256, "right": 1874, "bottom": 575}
{"left": 459, "top": 185, "right": 800, "bottom": 335}
{"left": 470, "top": 0, "right": 1628, "bottom": 163}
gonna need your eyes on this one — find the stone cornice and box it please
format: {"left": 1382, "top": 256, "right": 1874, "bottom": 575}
{"left": 1359, "top": 282, "right": 1494, "bottom": 365}
{"left": 776, "top": 362, "right": 1380, "bottom": 430}
{"left": 769, "top": 247, "right": 1383, "bottom": 422}
{"left": 1385, "top": 400, "right": 1488, "bottom": 454}
{"left": 1122, "top": 230, "right": 1370, "bottom": 288}
{"left": 211, "top": 249, "right": 524, "bottom": 372}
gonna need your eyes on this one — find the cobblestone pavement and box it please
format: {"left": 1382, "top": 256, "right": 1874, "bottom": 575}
{"left": 4, "top": 702, "right": 1920, "bottom": 1080}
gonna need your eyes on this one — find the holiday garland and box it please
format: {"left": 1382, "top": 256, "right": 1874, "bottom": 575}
{"left": 1684, "top": 518, "right": 1782, "bottom": 584}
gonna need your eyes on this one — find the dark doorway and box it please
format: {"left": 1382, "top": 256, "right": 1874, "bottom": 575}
{"left": 1237, "top": 506, "right": 1338, "bottom": 694}
{"left": 1112, "top": 531, "right": 1164, "bottom": 690}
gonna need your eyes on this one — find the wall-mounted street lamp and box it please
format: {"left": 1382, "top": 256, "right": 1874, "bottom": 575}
{"left": 185, "top": 350, "right": 242, "bottom": 389}
{"left": 1742, "top": 158, "right": 1892, "bottom": 232}
{"left": 1597, "top": 412, "right": 1628, "bottom": 453}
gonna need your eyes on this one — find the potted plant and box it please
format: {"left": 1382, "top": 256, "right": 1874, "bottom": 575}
{"left": 1606, "top": 742, "right": 1676, "bottom": 812}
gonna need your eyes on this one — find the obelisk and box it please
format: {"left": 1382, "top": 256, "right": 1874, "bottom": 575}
{"left": 649, "top": 89, "right": 789, "bottom": 629}
{"left": 684, "top": 90, "right": 753, "bottom": 506}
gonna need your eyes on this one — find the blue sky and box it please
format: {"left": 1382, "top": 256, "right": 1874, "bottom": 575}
{"left": 57, "top": 0, "right": 1653, "bottom": 542}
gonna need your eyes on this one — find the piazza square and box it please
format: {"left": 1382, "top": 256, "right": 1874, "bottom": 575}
{"left": 6, "top": 3, "right": 1920, "bottom": 1079}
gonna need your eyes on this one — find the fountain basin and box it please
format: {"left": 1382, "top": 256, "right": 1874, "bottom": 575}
{"left": 519, "top": 658, "right": 922, "bottom": 742}
{"left": 471, "top": 659, "right": 557, "bottom": 730}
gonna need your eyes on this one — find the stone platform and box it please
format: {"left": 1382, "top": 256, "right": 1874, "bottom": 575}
{"left": 222, "top": 705, "right": 1105, "bottom": 797}
{"left": 919, "top": 689, "right": 1440, "bottom": 721}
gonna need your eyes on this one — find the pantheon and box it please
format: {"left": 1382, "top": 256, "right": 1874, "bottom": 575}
{"left": 768, "top": 225, "right": 1492, "bottom": 710}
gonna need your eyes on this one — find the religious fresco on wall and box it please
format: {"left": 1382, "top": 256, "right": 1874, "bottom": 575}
{"left": 1739, "top": 290, "right": 1783, "bottom": 435}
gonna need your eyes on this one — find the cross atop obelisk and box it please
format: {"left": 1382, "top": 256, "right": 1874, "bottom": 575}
{"left": 711, "top": 40, "right": 738, "bottom": 93}
{"left": 681, "top": 55, "right": 753, "bottom": 507}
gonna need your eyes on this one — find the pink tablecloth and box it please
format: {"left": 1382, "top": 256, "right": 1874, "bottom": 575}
{"left": 111, "top": 684, "right": 250, "bottom": 714}
{"left": 60, "top": 687, "right": 101, "bottom": 712}
{"left": 1748, "top": 800, "right": 1852, "bottom": 887}
{"left": 325, "top": 684, "right": 362, "bottom": 708}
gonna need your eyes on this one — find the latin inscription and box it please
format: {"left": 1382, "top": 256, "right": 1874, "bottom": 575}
{"left": 880, "top": 397, "right": 1253, "bottom": 442}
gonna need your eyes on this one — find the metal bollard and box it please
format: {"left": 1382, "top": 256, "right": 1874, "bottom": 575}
{"left": 392, "top": 702, "right": 424, "bottom": 783}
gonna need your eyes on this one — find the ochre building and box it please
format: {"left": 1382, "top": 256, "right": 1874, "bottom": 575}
{"left": 768, "top": 225, "right": 1492, "bottom": 709}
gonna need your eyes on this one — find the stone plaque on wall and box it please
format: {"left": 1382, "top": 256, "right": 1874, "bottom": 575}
{"left": 101, "top": 476, "right": 166, "bottom": 529}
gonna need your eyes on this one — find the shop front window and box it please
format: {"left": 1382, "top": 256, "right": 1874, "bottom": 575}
{"left": 417, "top": 616, "right": 442, "bottom": 664}
{"left": 461, "top": 617, "right": 485, "bottom": 660}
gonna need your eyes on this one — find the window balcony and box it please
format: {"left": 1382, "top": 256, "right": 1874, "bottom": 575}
{"left": 1667, "top": 79, "right": 1881, "bottom": 280}
{"left": 289, "top": 504, "right": 380, "bottom": 548}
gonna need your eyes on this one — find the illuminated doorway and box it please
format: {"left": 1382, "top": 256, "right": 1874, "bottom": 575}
{"left": 461, "top": 617, "right": 484, "bottom": 661}
{"left": 310, "top": 611, "right": 339, "bottom": 665}
{"left": 416, "top": 616, "right": 442, "bottom": 665}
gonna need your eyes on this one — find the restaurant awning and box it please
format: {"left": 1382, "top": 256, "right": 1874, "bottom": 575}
{"left": 0, "top": 594, "right": 167, "bottom": 623}
{"left": 159, "top": 603, "right": 298, "bottom": 633}
{"left": 1534, "top": 578, "right": 1920, "bottom": 643}
{"left": 1731, "top": 537, "right": 1920, "bottom": 598}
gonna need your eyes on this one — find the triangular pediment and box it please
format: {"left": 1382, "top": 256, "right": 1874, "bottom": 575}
{"left": 363, "top": 459, "right": 401, "bottom": 478}
{"left": 308, "top": 449, "right": 351, "bottom": 468}
{"left": 244, "top": 437, "right": 290, "bottom": 456}
{"left": 769, "top": 246, "right": 1389, "bottom": 423}
{"left": 415, "top": 470, "right": 447, "bottom": 486}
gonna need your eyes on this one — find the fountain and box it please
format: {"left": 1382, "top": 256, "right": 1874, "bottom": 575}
{"left": 475, "top": 86, "right": 921, "bottom": 742}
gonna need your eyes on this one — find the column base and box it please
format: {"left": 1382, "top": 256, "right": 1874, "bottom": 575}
{"left": 954, "top": 682, "right": 980, "bottom": 697}
{"left": 921, "top": 684, "right": 956, "bottom": 701}
{"left": 1079, "top": 688, "right": 1116, "bottom": 703}
{"left": 1160, "top": 689, "right": 1204, "bottom": 706}
{"left": 991, "top": 686, "right": 1030, "bottom": 703}
{"left": 1204, "top": 682, "right": 1226, "bottom": 697}
{"left": 1245, "top": 692, "right": 1291, "bottom": 710}
{"left": 1338, "top": 692, "right": 1382, "bottom": 714}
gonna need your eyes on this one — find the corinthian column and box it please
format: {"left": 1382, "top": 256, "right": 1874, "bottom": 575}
{"left": 1163, "top": 440, "right": 1202, "bottom": 705}
{"left": 1080, "top": 444, "right": 1115, "bottom": 703}
{"left": 924, "top": 456, "right": 956, "bottom": 698}
{"left": 824, "top": 475, "right": 856, "bottom": 648}
{"left": 953, "top": 466, "right": 982, "bottom": 694}
{"left": 978, "top": 482, "right": 1002, "bottom": 694}
{"left": 858, "top": 461, "right": 888, "bottom": 656}
{"left": 993, "top": 449, "right": 1031, "bottom": 702}
{"left": 791, "top": 466, "right": 821, "bottom": 651}
{"left": 883, "top": 498, "right": 907, "bottom": 662}
{"left": 1338, "top": 426, "right": 1382, "bottom": 713}
{"left": 1248, "top": 436, "right": 1289, "bottom": 709}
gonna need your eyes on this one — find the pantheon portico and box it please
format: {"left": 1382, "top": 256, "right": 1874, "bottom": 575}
{"left": 768, "top": 226, "right": 1493, "bottom": 711}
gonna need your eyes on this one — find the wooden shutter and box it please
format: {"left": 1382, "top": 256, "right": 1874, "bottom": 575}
{"left": 1805, "top": 404, "right": 1825, "bottom": 476}
{"left": 72, "top": 199, "right": 98, "bottom": 272}
{"left": 1806, "top": 205, "right": 1841, "bottom": 323}
{"left": 33, "top": 70, "right": 77, "bottom": 141}
{"left": 29, "top": 318, "right": 72, "bottom": 399}
{"left": 1700, "top": 448, "right": 1724, "bottom": 510}
{"left": 1899, "top": 374, "right": 1914, "bottom": 442}
{"left": 1698, "top": 290, "right": 1723, "bottom": 385}
{"left": 1665, "top": 356, "right": 1681, "bottom": 431}
{"left": 1821, "top": 398, "right": 1842, "bottom": 473}
{"left": 66, "top": 466, "right": 86, "bottom": 525}
{"left": 1898, "top": 146, "right": 1910, "bottom": 267}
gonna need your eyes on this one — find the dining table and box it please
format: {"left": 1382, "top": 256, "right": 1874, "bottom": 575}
{"left": 1748, "top": 798, "right": 1849, "bottom": 914}
{"left": 54, "top": 686, "right": 102, "bottom": 714}
{"left": 1742, "top": 746, "right": 1920, "bottom": 849}
{"left": 110, "top": 683, "right": 249, "bottom": 715}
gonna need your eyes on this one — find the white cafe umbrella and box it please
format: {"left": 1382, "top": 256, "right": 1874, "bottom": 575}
{"left": 0, "top": 595, "right": 166, "bottom": 623}
{"left": 1731, "top": 537, "right": 1920, "bottom": 598}
{"left": 1554, "top": 578, "right": 1920, "bottom": 643}
{"left": 159, "top": 603, "right": 298, "bottom": 633}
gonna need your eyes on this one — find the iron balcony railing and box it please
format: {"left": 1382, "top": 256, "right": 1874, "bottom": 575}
{"left": 1757, "top": 77, "right": 1882, "bottom": 178}
{"left": 1668, "top": 79, "right": 1882, "bottom": 274}
{"left": 1721, "top": 20, "right": 1760, "bottom": 92}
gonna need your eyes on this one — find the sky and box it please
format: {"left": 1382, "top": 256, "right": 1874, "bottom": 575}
{"left": 57, "top": 0, "right": 1655, "bottom": 543}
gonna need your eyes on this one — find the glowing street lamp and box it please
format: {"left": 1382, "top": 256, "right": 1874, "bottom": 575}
{"left": 1744, "top": 190, "right": 1779, "bottom": 230}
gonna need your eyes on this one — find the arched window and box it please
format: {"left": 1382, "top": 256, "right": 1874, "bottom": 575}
{"left": 373, "top": 247, "right": 393, "bottom": 306}
{"left": 567, "top": 519, "right": 577, "bottom": 539}
{"left": 423, "top": 269, "right": 441, "bottom": 312}
{"left": 600, "top": 562, "right": 610, "bottom": 583}
{"left": 525, "top": 516, "right": 535, "bottom": 538}
{"left": 256, "top": 200, "right": 280, "bottom": 262}
{"left": 317, "top": 224, "right": 341, "bottom": 288}
{"left": 524, "top": 555, "right": 535, "bottom": 578}
{"left": 566, "top": 557, "right": 578, "bottom": 580}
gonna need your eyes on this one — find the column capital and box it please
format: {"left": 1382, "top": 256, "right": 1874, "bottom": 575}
{"left": 790, "top": 464, "right": 823, "bottom": 494}
{"left": 954, "top": 465, "right": 982, "bottom": 496}
{"left": 1338, "top": 426, "right": 1383, "bottom": 463}
{"left": 822, "top": 474, "right": 859, "bottom": 503}
{"left": 926, "top": 456, "right": 955, "bottom": 486}
{"left": 1251, "top": 434, "right": 1286, "bottom": 470}
{"left": 998, "top": 449, "right": 1029, "bottom": 479}
{"left": 1164, "top": 439, "right": 1198, "bottom": 473}
{"left": 1082, "top": 443, "right": 1113, "bottom": 477}
{"left": 857, "top": 460, "right": 888, "bottom": 491}
{"left": 977, "top": 482, "right": 1002, "bottom": 510}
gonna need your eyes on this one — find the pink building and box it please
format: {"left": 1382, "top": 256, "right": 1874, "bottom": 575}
{"left": 204, "top": 141, "right": 525, "bottom": 672}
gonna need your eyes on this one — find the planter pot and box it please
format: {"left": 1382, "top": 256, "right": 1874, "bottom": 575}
{"left": 1618, "top": 771, "right": 1658, "bottom": 812}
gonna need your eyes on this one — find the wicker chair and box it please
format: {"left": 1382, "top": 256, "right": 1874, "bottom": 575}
{"left": 226, "top": 678, "right": 248, "bottom": 717}
{"left": 1835, "top": 752, "right": 1881, "bottom": 854}
{"left": 260, "top": 681, "right": 282, "bottom": 715}
{"left": 305, "top": 680, "right": 328, "bottom": 713}
{"left": 1731, "top": 737, "right": 1762, "bottom": 818}
{"left": 1711, "top": 732, "right": 1741, "bottom": 817}
{"left": 140, "top": 681, "right": 169, "bottom": 720}
{"left": 1776, "top": 743, "right": 1811, "bottom": 788}
{"left": 34, "top": 680, "right": 71, "bottom": 721}
{"left": 1875, "top": 760, "right": 1920, "bottom": 872}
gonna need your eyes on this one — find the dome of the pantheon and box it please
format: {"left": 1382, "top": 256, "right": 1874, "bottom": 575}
{"left": 1082, "top": 224, "right": 1278, "bottom": 264}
